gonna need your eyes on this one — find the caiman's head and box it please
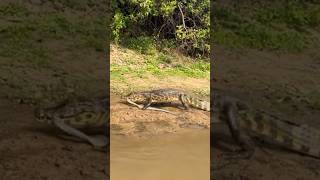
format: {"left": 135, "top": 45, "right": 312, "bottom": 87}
{"left": 34, "top": 108, "right": 53, "bottom": 123}
{"left": 125, "top": 92, "right": 147, "bottom": 103}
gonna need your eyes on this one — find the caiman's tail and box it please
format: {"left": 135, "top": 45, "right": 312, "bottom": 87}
{"left": 242, "top": 114, "right": 320, "bottom": 158}
{"left": 184, "top": 95, "right": 210, "bottom": 111}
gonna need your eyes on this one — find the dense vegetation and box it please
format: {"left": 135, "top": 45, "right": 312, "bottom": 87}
{"left": 111, "top": 0, "right": 210, "bottom": 57}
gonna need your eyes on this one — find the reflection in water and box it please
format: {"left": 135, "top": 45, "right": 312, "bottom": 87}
{"left": 110, "top": 129, "right": 210, "bottom": 180}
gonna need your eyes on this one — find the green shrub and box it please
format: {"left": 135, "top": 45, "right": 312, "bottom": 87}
{"left": 122, "top": 36, "right": 157, "bottom": 55}
{"left": 111, "top": 0, "right": 209, "bottom": 57}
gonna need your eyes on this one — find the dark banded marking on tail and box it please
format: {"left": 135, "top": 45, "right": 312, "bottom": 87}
{"left": 184, "top": 95, "right": 210, "bottom": 111}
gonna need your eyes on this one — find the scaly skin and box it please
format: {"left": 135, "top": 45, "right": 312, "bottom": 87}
{"left": 34, "top": 99, "right": 109, "bottom": 148}
{"left": 213, "top": 89, "right": 320, "bottom": 158}
{"left": 126, "top": 88, "right": 210, "bottom": 111}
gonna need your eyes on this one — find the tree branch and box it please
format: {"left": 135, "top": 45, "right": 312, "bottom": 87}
{"left": 177, "top": 3, "right": 186, "bottom": 30}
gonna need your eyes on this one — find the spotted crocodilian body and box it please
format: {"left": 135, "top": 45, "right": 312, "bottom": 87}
{"left": 126, "top": 88, "right": 210, "bottom": 111}
{"left": 34, "top": 99, "right": 109, "bottom": 148}
{"left": 213, "top": 89, "right": 320, "bottom": 158}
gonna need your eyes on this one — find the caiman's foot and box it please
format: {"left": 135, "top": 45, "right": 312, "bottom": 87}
{"left": 59, "top": 134, "right": 108, "bottom": 149}
{"left": 90, "top": 136, "right": 109, "bottom": 148}
{"left": 177, "top": 106, "right": 190, "bottom": 111}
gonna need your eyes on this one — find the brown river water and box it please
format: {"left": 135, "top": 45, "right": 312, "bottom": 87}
{"left": 110, "top": 129, "right": 210, "bottom": 180}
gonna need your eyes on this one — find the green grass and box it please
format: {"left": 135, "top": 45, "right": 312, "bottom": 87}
{"left": 213, "top": 1, "right": 320, "bottom": 51}
{"left": 0, "top": 3, "right": 30, "bottom": 17}
{"left": 111, "top": 54, "right": 209, "bottom": 82}
{"left": 111, "top": 35, "right": 209, "bottom": 82}
{"left": 214, "top": 23, "right": 307, "bottom": 51}
{"left": 121, "top": 36, "right": 157, "bottom": 55}
{"left": 302, "top": 90, "right": 320, "bottom": 110}
{"left": 0, "top": 3, "right": 106, "bottom": 66}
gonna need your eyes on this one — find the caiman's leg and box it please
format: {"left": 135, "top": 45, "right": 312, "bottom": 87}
{"left": 179, "top": 94, "right": 190, "bottom": 110}
{"left": 221, "top": 98, "right": 255, "bottom": 159}
{"left": 142, "top": 95, "right": 152, "bottom": 110}
{"left": 52, "top": 117, "right": 108, "bottom": 148}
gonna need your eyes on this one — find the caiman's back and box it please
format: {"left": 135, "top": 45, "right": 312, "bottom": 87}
{"left": 126, "top": 88, "right": 210, "bottom": 111}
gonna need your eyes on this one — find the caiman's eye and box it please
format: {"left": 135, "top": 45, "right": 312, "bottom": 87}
{"left": 86, "top": 113, "right": 93, "bottom": 118}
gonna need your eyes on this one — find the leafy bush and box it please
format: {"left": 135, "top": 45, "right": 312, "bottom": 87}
{"left": 111, "top": 0, "right": 209, "bottom": 57}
